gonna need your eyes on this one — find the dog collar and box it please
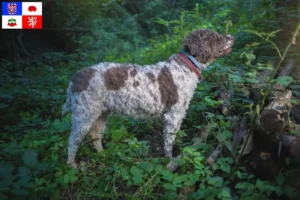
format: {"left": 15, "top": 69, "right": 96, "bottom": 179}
{"left": 177, "top": 49, "right": 202, "bottom": 79}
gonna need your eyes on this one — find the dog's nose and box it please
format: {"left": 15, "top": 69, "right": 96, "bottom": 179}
{"left": 227, "top": 35, "right": 234, "bottom": 41}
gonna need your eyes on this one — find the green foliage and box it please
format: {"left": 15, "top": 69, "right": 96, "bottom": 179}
{"left": 1, "top": 0, "right": 300, "bottom": 199}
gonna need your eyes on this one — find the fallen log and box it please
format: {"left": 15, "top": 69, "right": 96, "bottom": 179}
{"left": 259, "top": 90, "right": 292, "bottom": 134}
{"left": 279, "top": 134, "right": 300, "bottom": 158}
{"left": 259, "top": 59, "right": 296, "bottom": 134}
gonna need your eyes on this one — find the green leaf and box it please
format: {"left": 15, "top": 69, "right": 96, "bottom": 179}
{"left": 18, "top": 167, "right": 30, "bottom": 177}
{"left": 138, "top": 162, "right": 154, "bottom": 172}
{"left": 245, "top": 53, "right": 256, "bottom": 61}
{"left": 225, "top": 141, "right": 233, "bottom": 152}
{"left": 12, "top": 188, "right": 28, "bottom": 196}
{"left": 169, "top": 20, "right": 181, "bottom": 24}
{"left": 130, "top": 166, "right": 143, "bottom": 185}
{"left": 193, "top": 188, "right": 205, "bottom": 199}
{"left": 206, "top": 176, "right": 223, "bottom": 187}
{"left": 163, "top": 183, "right": 177, "bottom": 191}
{"left": 63, "top": 174, "right": 69, "bottom": 185}
{"left": 183, "top": 147, "right": 194, "bottom": 155}
{"left": 69, "top": 174, "right": 77, "bottom": 183}
{"left": 223, "top": 157, "right": 233, "bottom": 164}
{"left": 229, "top": 74, "right": 243, "bottom": 83}
{"left": 275, "top": 186, "right": 283, "bottom": 196}
{"left": 50, "top": 190, "right": 60, "bottom": 200}
{"left": 276, "top": 175, "right": 285, "bottom": 186}
{"left": 121, "top": 168, "right": 130, "bottom": 180}
{"left": 22, "top": 150, "right": 38, "bottom": 168}
{"left": 14, "top": 175, "right": 31, "bottom": 188}
{"left": 172, "top": 175, "right": 187, "bottom": 185}
{"left": 194, "top": 156, "right": 204, "bottom": 165}
{"left": 111, "top": 128, "right": 127, "bottom": 142}
{"left": 221, "top": 187, "right": 231, "bottom": 198}
{"left": 1, "top": 176, "right": 14, "bottom": 188}
{"left": 220, "top": 120, "right": 230, "bottom": 127}
{"left": 275, "top": 76, "right": 294, "bottom": 86}
{"left": 153, "top": 18, "right": 169, "bottom": 26}
{"left": 245, "top": 78, "right": 259, "bottom": 84}
{"left": 235, "top": 182, "right": 249, "bottom": 189}
{"left": 184, "top": 173, "right": 198, "bottom": 186}
{"left": 220, "top": 163, "right": 231, "bottom": 174}
{"left": 283, "top": 185, "right": 298, "bottom": 198}
{"left": 159, "top": 168, "right": 173, "bottom": 182}
{"left": 55, "top": 171, "right": 62, "bottom": 177}
{"left": 0, "top": 162, "right": 14, "bottom": 176}
{"left": 204, "top": 112, "right": 215, "bottom": 118}
{"left": 255, "top": 179, "right": 274, "bottom": 192}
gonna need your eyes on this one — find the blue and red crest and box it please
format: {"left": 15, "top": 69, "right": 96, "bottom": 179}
{"left": 7, "top": 3, "right": 17, "bottom": 15}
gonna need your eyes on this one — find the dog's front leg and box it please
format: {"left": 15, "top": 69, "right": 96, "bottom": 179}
{"left": 163, "top": 112, "right": 184, "bottom": 159}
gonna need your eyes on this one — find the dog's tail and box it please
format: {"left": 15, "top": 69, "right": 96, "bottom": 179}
{"left": 62, "top": 85, "right": 71, "bottom": 116}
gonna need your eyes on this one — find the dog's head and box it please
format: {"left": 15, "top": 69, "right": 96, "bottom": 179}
{"left": 183, "top": 29, "right": 234, "bottom": 67}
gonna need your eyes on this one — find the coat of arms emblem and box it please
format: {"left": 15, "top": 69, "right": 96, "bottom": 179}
{"left": 7, "top": 18, "right": 17, "bottom": 27}
{"left": 7, "top": 3, "right": 17, "bottom": 15}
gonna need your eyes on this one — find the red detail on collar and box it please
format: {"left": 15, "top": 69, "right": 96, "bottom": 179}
{"left": 177, "top": 52, "right": 201, "bottom": 79}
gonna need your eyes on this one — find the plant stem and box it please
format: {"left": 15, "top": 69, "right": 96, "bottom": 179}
{"left": 113, "top": 175, "right": 119, "bottom": 200}
{"left": 133, "top": 172, "right": 159, "bottom": 197}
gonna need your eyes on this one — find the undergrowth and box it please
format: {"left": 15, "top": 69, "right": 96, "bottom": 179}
{"left": 1, "top": 1, "right": 299, "bottom": 199}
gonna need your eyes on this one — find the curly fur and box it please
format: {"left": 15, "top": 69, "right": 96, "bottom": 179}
{"left": 184, "top": 29, "right": 233, "bottom": 64}
{"left": 62, "top": 29, "right": 234, "bottom": 169}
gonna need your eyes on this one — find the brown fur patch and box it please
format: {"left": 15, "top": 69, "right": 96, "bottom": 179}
{"left": 146, "top": 72, "right": 156, "bottom": 83}
{"left": 104, "top": 67, "right": 129, "bottom": 90}
{"left": 158, "top": 67, "right": 178, "bottom": 108}
{"left": 71, "top": 68, "right": 97, "bottom": 93}
{"left": 133, "top": 81, "right": 140, "bottom": 87}
{"left": 130, "top": 69, "right": 137, "bottom": 77}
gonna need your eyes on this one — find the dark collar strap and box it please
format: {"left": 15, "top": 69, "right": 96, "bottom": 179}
{"left": 177, "top": 51, "right": 201, "bottom": 79}
{"left": 180, "top": 49, "right": 204, "bottom": 72}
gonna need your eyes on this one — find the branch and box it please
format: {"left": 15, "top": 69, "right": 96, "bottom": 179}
{"left": 16, "top": 31, "right": 31, "bottom": 57}
{"left": 206, "top": 145, "right": 222, "bottom": 166}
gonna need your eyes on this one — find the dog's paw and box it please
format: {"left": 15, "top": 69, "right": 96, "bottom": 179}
{"left": 68, "top": 162, "right": 78, "bottom": 169}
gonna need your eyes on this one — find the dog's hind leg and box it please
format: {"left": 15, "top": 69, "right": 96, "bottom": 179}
{"left": 67, "top": 104, "right": 97, "bottom": 169}
{"left": 67, "top": 117, "right": 94, "bottom": 169}
{"left": 67, "top": 123, "right": 92, "bottom": 169}
{"left": 89, "top": 112, "right": 110, "bottom": 152}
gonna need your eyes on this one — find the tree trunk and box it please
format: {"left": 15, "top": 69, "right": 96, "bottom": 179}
{"left": 259, "top": 59, "right": 296, "bottom": 135}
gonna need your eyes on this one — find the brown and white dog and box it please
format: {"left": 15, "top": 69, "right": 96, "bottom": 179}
{"left": 62, "top": 29, "right": 234, "bottom": 168}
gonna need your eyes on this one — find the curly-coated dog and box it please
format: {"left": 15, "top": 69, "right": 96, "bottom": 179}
{"left": 62, "top": 29, "right": 234, "bottom": 168}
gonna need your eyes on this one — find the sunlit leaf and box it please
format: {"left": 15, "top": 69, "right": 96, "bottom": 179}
{"left": 22, "top": 150, "right": 38, "bottom": 168}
